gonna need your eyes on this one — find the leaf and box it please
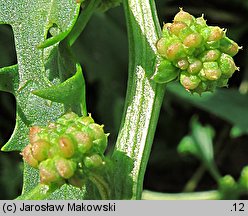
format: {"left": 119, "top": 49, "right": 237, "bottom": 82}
{"left": 190, "top": 118, "right": 215, "bottom": 165}
{"left": 32, "top": 63, "right": 86, "bottom": 105}
{"left": 0, "top": 1, "right": 80, "bottom": 47}
{"left": 177, "top": 135, "right": 199, "bottom": 157}
{"left": 178, "top": 118, "right": 215, "bottom": 164}
{"left": 110, "top": 151, "right": 133, "bottom": 199}
{"left": 152, "top": 59, "right": 179, "bottom": 84}
{"left": 38, "top": 1, "right": 81, "bottom": 48}
{"left": 178, "top": 118, "right": 221, "bottom": 181}
{"left": 0, "top": 65, "right": 18, "bottom": 94}
{"left": 47, "top": 184, "right": 87, "bottom": 200}
{"left": 0, "top": 0, "right": 87, "bottom": 199}
{"left": 167, "top": 82, "right": 248, "bottom": 132}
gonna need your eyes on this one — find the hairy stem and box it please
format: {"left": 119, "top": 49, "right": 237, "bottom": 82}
{"left": 112, "top": 0, "right": 165, "bottom": 199}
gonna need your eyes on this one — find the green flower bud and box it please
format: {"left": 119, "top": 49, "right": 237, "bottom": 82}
{"left": 205, "top": 41, "right": 220, "bottom": 50}
{"left": 201, "top": 26, "right": 223, "bottom": 42}
{"left": 68, "top": 175, "right": 85, "bottom": 188}
{"left": 154, "top": 9, "right": 239, "bottom": 94}
{"left": 77, "top": 115, "right": 94, "bottom": 126}
{"left": 58, "top": 135, "right": 75, "bottom": 158}
{"left": 200, "top": 49, "right": 221, "bottom": 62}
{"left": 165, "top": 41, "right": 185, "bottom": 61}
{"left": 162, "top": 23, "right": 171, "bottom": 38}
{"left": 219, "top": 37, "right": 240, "bottom": 57}
{"left": 162, "top": 23, "right": 172, "bottom": 31}
{"left": 65, "top": 125, "right": 79, "bottom": 134}
{"left": 56, "top": 112, "right": 78, "bottom": 126}
{"left": 25, "top": 112, "right": 109, "bottom": 188}
{"left": 187, "top": 58, "right": 202, "bottom": 74}
{"left": 180, "top": 72, "right": 201, "bottom": 90}
{"left": 176, "top": 58, "right": 189, "bottom": 70}
{"left": 200, "top": 27, "right": 211, "bottom": 41}
{"left": 239, "top": 166, "right": 248, "bottom": 190}
{"left": 93, "top": 136, "right": 108, "bottom": 153}
{"left": 29, "top": 126, "right": 41, "bottom": 144}
{"left": 219, "top": 175, "right": 238, "bottom": 199}
{"left": 89, "top": 124, "right": 107, "bottom": 152}
{"left": 220, "top": 175, "right": 236, "bottom": 188}
{"left": 156, "top": 37, "right": 167, "bottom": 58}
{"left": 39, "top": 159, "right": 62, "bottom": 185}
{"left": 198, "top": 69, "right": 207, "bottom": 81}
{"left": 219, "top": 53, "right": 237, "bottom": 78}
{"left": 84, "top": 154, "right": 104, "bottom": 168}
{"left": 55, "top": 157, "right": 76, "bottom": 179}
{"left": 21, "top": 144, "right": 39, "bottom": 168}
{"left": 32, "top": 140, "right": 50, "bottom": 162}
{"left": 174, "top": 9, "right": 194, "bottom": 26}
{"left": 202, "top": 62, "right": 222, "bottom": 80}
{"left": 74, "top": 131, "right": 93, "bottom": 154}
{"left": 46, "top": 133, "right": 59, "bottom": 157}
{"left": 207, "top": 26, "right": 224, "bottom": 42}
{"left": 178, "top": 26, "right": 193, "bottom": 41}
{"left": 169, "top": 21, "right": 188, "bottom": 36}
{"left": 183, "top": 33, "right": 203, "bottom": 48}
{"left": 89, "top": 123, "right": 106, "bottom": 141}
{"left": 152, "top": 59, "right": 179, "bottom": 83}
{"left": 195, "top": 16, "right": 207, "bottom": 29}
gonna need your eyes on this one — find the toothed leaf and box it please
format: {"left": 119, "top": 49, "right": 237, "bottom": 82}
{"left": 33, "top": 64, "right": 85, "bottom": 105}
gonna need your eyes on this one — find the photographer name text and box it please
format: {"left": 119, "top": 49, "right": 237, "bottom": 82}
{"left": 18, "top": 202, "right": 116, "bottom": 212}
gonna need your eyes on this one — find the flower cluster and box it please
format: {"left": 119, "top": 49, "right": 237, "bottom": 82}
{"left": 153, "top": 9, "right": 240, "bottom": 94}
{"left": 21, "top": 112, "right": 108, "bottom": 187}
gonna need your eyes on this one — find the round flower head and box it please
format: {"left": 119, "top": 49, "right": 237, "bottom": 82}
{"left": 153, "top": 8, "right": 241, "bottom": 94}
{"left": 21, "top": 112, "right": 108, "bottom": 187}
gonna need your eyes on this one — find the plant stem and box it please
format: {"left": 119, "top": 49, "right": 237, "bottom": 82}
{"left": 112, "top": 0, "right": 165, "bottom": 199}
{"left": 68, "top": 0, "right": 101, "bottom": 46}
{"left": 184, "top": 127, "right": 229, "bottom": 192}
{"left": 142, "top": 190, "right": 220, "bottom": 200}
{"left": 183, "top": 164, "right": 206, "bottom": 192}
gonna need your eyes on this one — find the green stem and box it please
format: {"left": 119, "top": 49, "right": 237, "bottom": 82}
{"left": 183, "top": 164, "right": 206, "bottom": 192}
{"left": 209, "top": 162, "right": 222, "bottom": 182}
{"left": 68, "top": 0, "right": 101, "bottom": 46}
{"left": 184, "top": 127, "right": 229, "bottom": 192}
{"left": 112, "top": 0, "right": 164, "bottom": 199}
{"left": 142, "top": 190, "right": 220, "bottom": 200}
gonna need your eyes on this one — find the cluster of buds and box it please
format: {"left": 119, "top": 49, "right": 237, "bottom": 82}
{"left": 153, "top": 9, "right": 241, "bottom": 94}
{"left": 21, "top": 112, "right": 108, "bottom": 187}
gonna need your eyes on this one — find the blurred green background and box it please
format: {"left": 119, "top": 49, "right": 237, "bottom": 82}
{"left": 0, "top": 0, "right": 248, "bottom": 199}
